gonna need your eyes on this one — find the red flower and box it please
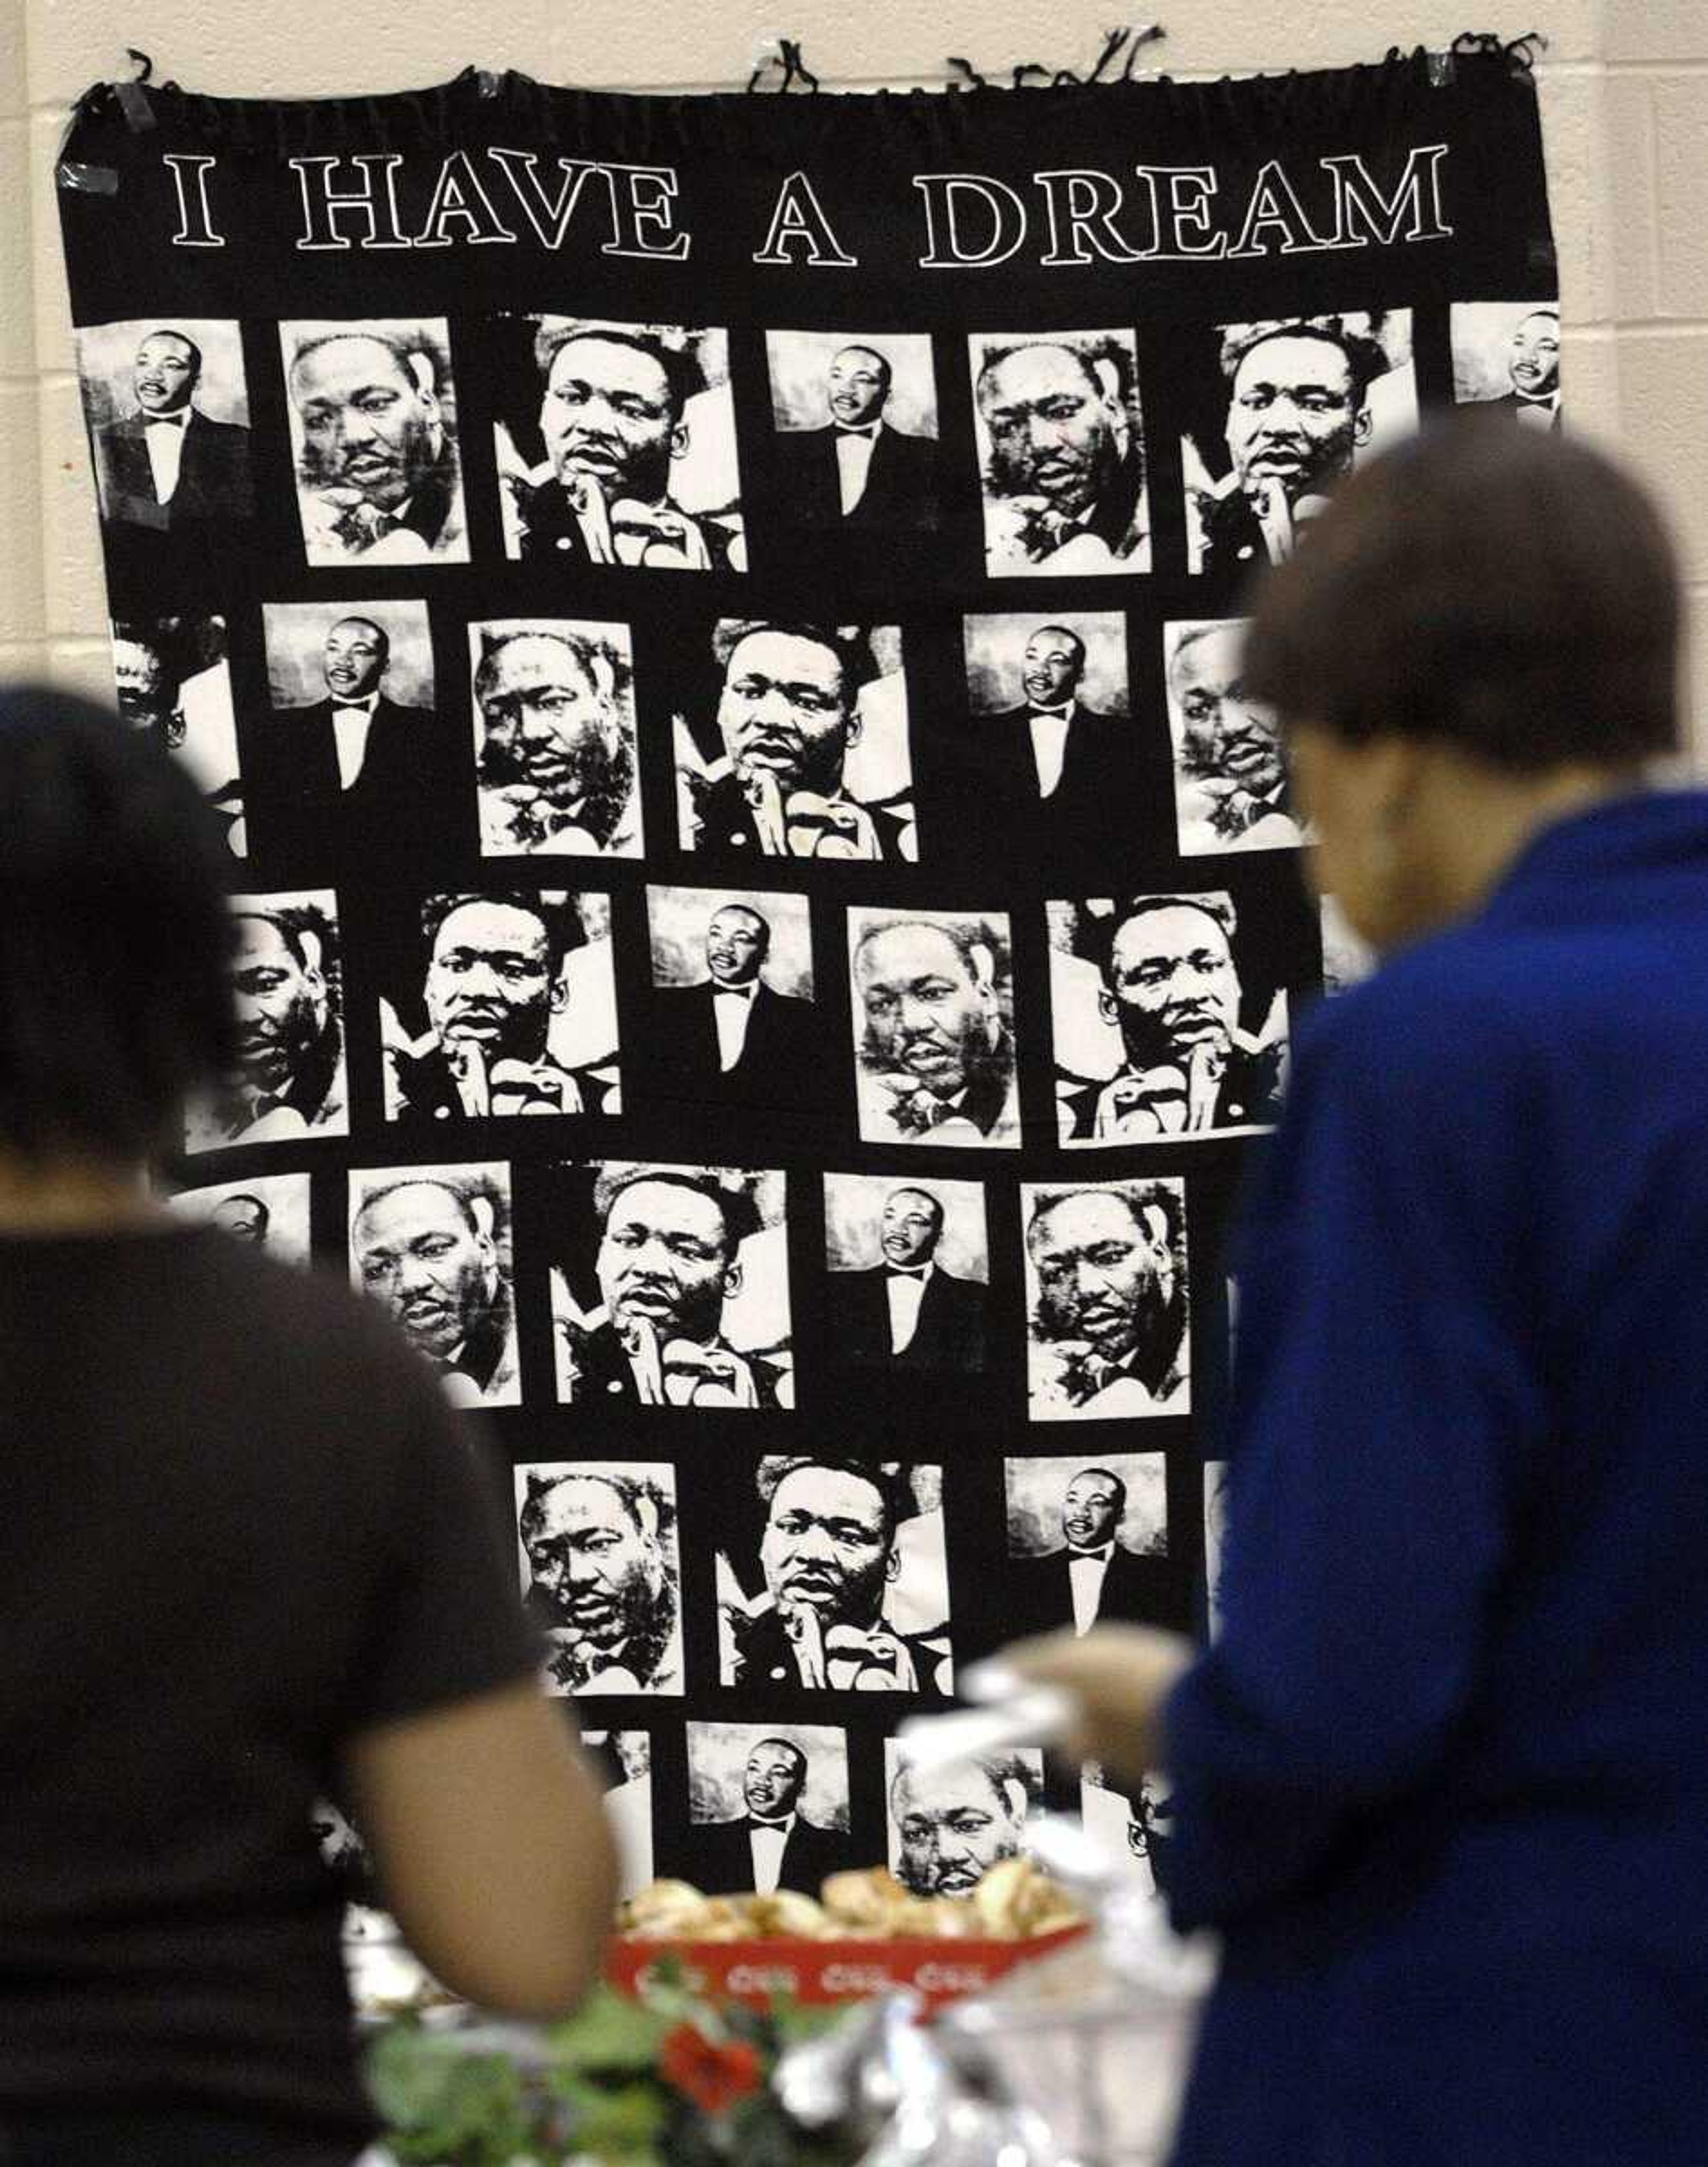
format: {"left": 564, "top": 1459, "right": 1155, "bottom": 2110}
{"left": 659, "top": 2022, "right": 764, "bottom": 2115}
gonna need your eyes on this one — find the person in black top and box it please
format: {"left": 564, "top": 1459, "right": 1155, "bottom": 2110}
{"left": 0, "top": 688, "right": 616, "bottom": 2164}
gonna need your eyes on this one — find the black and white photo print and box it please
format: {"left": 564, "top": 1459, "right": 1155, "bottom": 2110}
{"left": 645, "top": 886, "right": 818, "bottom": 1110}
{"left": 1049, "top": 896, "right": 1288, "bottom": 1143}
{"left": 961, "top": 609, "right": 1132, "bottom": 860}
{"left": 515, "top": 1461, "right": 683, "bottom": 1695}
{"left": 1022, "top": 1177, "right": 1191, "bottom": 1422}
{"left": 716, "top": 1458, "right": 953, "bottom": 1695}
{"left": 349, "top": 1161, "right": 520, "bottom": 1406}
{"left": 1080, "top": 1762, "right": 1174, "bottom": 1895}
{"left": 111, "top": 613, "right": 243, "bottom": 854}
{"left": 280, "top": 319, "right": 468, "bottom": 565}
{"left": 1164, "top": 621, "right": 1304, "bottom": 854}
{"left": 764, "top": 330, "right": 940, "bottom": 529}
{"left": 1451, "top": 302, "right": 1561, "bottom": 430}
{"left": 76, "top": 317, "right": 253, "bottom": 536}
{"left": 848, "top": 909, "right": 1019, "bottom": 1149}
{"left": 968, "top": 331, "right": 1149, "bottom": 576}
{"left": 580, "top": 1729, "right": 655, "bottom": 1900}
{"left": 682, "top": 1723, "right": 855, "bottom": 1896}
{"left": 250, "top": 601, "right": 466, "bottom": 865}
{"left": 1204, "top": 1459, "right": 1229, "bottom": 1638}
{"left": 822, "top": 1174, "right": 988, "bottom": 1372}
{"left": 495, "top": 316, "right": 744, "bottom": 570}
{"left": 470, "top": 619, "right": 643, "bottom": 859}
{"left": 676, "top": 620, "right": 916, "bottom": 863}
{"left": 186, "top": 892, "right": 348, "bottom": 1152}
{"left": 1183, "top": 311, "right": 1415, "bottom": 577}
{"left": 380, "top": 891, "right": 619, "bottom": 1122}
{"left": 1003, "top": 1453, "right": 1168, "bottom": 1638}
{"left": 166, "top": 1172, "right": 312, "bottom": 1268}
{"left": 1320, "top": 894, "right": 1376, "bottom": 997}
{"left": 885, "top": 1743, "right": 1042, "bottom": 1898}
{"left": 551, "top": 1163, "right": 792, "bottom": 1410}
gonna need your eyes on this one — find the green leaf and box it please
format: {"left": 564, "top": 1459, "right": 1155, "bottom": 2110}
{"left": 561, "top": 2075, "right": 670, "bottom": 2157}
{"left": 365, "top": 2027, "right": 538, "bottom": 2167}
{"left": 546, "top": 1983, "right": 674, "bottom": 2076}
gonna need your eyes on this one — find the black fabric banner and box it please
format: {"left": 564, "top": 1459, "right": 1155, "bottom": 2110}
{"left": 56, "top": 48, "right": 1557, "bottom": 1905}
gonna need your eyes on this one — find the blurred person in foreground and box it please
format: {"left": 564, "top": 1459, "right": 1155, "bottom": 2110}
{"left": 1003, "top": 420, "right": 1708, "bottom": 2165}
{"left": 0, "top": 690, "right": 617, "bottom": 2165}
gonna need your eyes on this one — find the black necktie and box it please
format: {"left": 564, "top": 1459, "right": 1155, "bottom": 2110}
{"left": 145, "top": 413, "right": 186, "bottom": 429}
{"left": 836, "top": 425, "right": 878, "bottom": 438}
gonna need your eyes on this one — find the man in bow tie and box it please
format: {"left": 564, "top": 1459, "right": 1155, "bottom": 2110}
{"left": 721, "top": 1458, "right": 952, "bottom": 1697}
{"left": 786, "top": 341, "right": 939, "bottom": 530}
{"left": 246, "top": 612, "right": 467, "bottom": 867}
{"left": 976, "top": 618, "right": 1132, "bottom": 864}
{"left": 93, "top": 326, "right": 253, "bottom": 534}
{"left": 835, "top": 1184, "right": 987, "bottom": 1372}
{"left": 1007, "top": 1465, "right": 1158, "bottom": 1640}
{"left": 648, "top": 899, "right": 821, "bottom": 1111}
{"left": 685, "top": 1736, "right": 857, "bottom": 1897}
{"left": 1481, "top": 307, "right": 1562, "bottom": 431}
{"left": 1063, "top": 894, "right": 1286, "bottom": 1142}
{"left": 1025, "top": 1180, "right": 1190, "bottom": 1421}
{"left": 974, "top": 338, "right": 1149, "bottom": 575}
{"left": 287, "top": 327, "right": 467, "bottom": 565}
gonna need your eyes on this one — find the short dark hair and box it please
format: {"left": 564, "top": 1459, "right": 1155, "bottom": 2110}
{"left": 1096, "top": 894, "right": 1237, "bottom": 988}
{"left": 1221, "top": 318, "right": 1390, "bottom": 407}
{"left": 712, "top": 619, "right": 878, "bottom": 706}
{"left": 421, "top": 891, "right": 580, "bottom": 973}
{"left": 1240, "top": 417, "right": 1680, "bottom": 770}
{"left": 591, "top": 1163, "right": 760, "bottom": 1261}
{"left": 0, "top": 687, "right": 236, "bottom": 1161}
{"left": 140, "top": 327, "right": 204, "bottom": 379}
{"left": 534, "top": 323, "right": 703, "bottom": 423}
{"left": 756, "top": 1456, "right": 912, "bottom": 1547}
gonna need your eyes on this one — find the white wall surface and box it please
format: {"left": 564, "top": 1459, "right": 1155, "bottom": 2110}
{"left": 3, "top": 0, "right": 1705, "bottom": 751}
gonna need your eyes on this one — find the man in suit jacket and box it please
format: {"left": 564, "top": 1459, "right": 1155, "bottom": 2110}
{"left": 94, "top": 327, "right": 253, "bottom": 533}
{"left": 515, "top": 325, "right": 739, "bottom": 570}
{"left": 786, "top": 343, "right": 939, "bottom": 530}
{"left": 978, "top": 621, "right": 1132, "bottom": 863}
{"left": 685, "top": 622, "right": 914, "bottom": 864}
{"left": 837, "top": 1184, "right": 987, "bottom": 1372}
{"left": 1007, "top": 1467, "right": 1158, "bottom": 1642}
{"left": 684, "top": 1739, "right": 858, "bottom": 1897}
{"left": 650, "top": 900, "right": 820, "bottom": 1110}
{"left": 558, "top": 1167, "right": 790, "bottom": 1411}
{"left": 246, "top": 614, "right": 467, "bottom": 866}
{"left": 722, "top": 1460, "right": 953, "bottom": 1698}
{"left": 1062, "top": 893, "right": 1285, "bottom": 1142}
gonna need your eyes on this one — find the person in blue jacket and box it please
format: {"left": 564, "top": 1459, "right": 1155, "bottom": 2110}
{"left": 1007, "top": 416, "right": 1708, "bottom": 2165}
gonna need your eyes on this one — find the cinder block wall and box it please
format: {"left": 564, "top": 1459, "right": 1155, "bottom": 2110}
{"left": 4, "top": 0, "right": 1704, "bottom": 752}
